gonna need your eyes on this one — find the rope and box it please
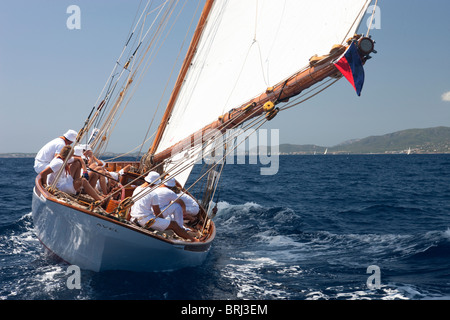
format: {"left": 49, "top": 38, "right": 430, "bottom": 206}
{"left": 119, "top": 109, "right": 268, "bottom": 219}
{"left": 98, "top": 80, "right": 275, "bottom": 209}
{"left": 95, "top": 0, "right": 194, "bottom": 158}
{"left": 101, "top": 71, "right": 341, "bottom": 222}
{"left": 137, "top": 0, "right": 201, "bottom": 158}
{"left": 46, "top": 1, "right": 182, "bottom": 194}
{"left": 366, "top": 0, "right": 379, "bottom": 37}
{"left": 97, "top": 1, "right": 198, "bottom": 159}
{"left": 87, "top": 1, "right": 178, "bottom": 156}
{"left": 278, "top": 78, "right": 341, "bottom": 112}
{"left": 103, "top": 132, "right": 156, "bottom": 162}
{"left": 342, "top": 0, "right": 373, "bottom": 45}
{"left": 148, "top": 114, "right": 268, "bottom": 225}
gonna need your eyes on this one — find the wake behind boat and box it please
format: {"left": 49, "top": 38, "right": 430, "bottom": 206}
{"left": 32, "top": 0, "right": 378, "bottom": 272}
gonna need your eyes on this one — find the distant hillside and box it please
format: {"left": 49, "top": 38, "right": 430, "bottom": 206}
{"left": 279, "top": 127, "right": 450, "bottom": 154}
{"left": 278, "top": 144, "right": 327, "bottom": 154}
{"left": 0, "top": 153, "right": 36, "bottom": 158}
{"left": 331, "top": 126, "right": 450, "bottom": 154}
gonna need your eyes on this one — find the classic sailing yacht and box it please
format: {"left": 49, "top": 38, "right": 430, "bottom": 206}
{"left": 32, "top": 0, "right": 378, "bottom": 272}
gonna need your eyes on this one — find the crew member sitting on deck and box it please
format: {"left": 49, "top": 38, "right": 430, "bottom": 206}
{"left": 39, "top": 145, "right": 105, "bottom": 202}
{"left": 164, "top": 178, "right": 200, "bottom": 223}
{"left": 130, "top": 172, "right": 198, "bottom": 242}
{"left": 74, "top": 144, "right": 105, "bottom": 191}
{"left": 104, "top": 171, "right": 122, "bottom": 198}
{"left": 34, "top": 129, "right": 77, "bottom": 174}
{"left": 92, "top": 164, "right": 130, "bottom": 200}
{"left": 73, "top": 145, "right": 100, "bottom": 189}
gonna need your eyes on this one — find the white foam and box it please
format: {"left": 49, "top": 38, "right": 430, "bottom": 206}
{"left": 217, "top": 200, "right": 261, "bottom": 209}
{"left": 253, "top": 231, "right": 297, "bottom": 246}
{"left": 443, "top": 227, "right": 450, "bottom": 239}
{"left": 223, "top": 254, "right": 291, "bottom": 299}
{"left": 304, "top": 283, "right": 420, "bottom": 300}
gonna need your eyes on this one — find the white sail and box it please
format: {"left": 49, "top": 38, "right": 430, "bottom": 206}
{"left": 156, "top": 0, "right": 372, "bottom": 185}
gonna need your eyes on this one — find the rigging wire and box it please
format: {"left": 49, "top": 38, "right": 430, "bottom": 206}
{"left": 278, "top": 77, "right": 341, "bottom": 112}
{"left": 366, "top": 0, "right": 378, "bottom": 36}
{"left": 91, "top": 0, "right": 153, "bottom": 113}
{"left": 103, "top": 132, "right": 157, "bottom": 162}
{"left": 49, "top": 1, "right": 176, "bottom": 188}
{"left": 90, "top": 0, "right": 179, "bottom": 156}
{"left": 104, "top": 1, "right": 184, "bottom": 155}
{"left": 93, "top": 0, "right": 207, "bottom": 159}
{"left": 342, "top": 0, "right": 373, "bottom": 45}
{"left": 130, "top": 112, "right": 270, "bottom": 225}
{"left": 106, "top": 101, "right": 269, "bottom": 205}
{"left": 89, "top": 0, "right": 146, "bottom": 135}
{"left": 136, "top": 0, "right": 201, "bottom": 159}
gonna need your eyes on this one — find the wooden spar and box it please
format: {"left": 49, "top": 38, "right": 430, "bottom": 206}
{"left": 148, "top": 0, "right": 215, "bottom": 156}
{"left": 150, "top": 45, "right": 347, "bottom": 164}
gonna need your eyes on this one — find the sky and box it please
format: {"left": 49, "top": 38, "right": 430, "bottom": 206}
{"left": 1, "top": 0, "right": 450, "bottom": 153}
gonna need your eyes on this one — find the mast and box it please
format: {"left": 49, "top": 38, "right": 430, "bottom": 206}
{"left": 148, "top": 0, "right": 215, "bottom": 156}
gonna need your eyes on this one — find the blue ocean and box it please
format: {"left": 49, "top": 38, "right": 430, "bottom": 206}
{"left": 1, "top": 155, "right": 450, "bottom": 301}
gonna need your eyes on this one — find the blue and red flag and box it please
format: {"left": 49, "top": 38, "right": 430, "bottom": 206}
{"left": 334, "top": 42, "right": 365, "bottom": 96}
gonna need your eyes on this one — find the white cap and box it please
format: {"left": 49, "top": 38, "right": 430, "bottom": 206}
{"left": 63, "top": 130, "right": 77, "bottom": 142}
{"left": 164, "top": 177, "right": 176, "bottom": 187}
{"left": 109, "top": 172, "right": 119, "bottom": 180}
{"left": 78, "top": 144, "right": 91, "bottom": 151}
{"left": 73, "top": 145, "right": 83, "bottom": 157}
{"left": 144, "top": 171, "right": 160, "bottom": 185}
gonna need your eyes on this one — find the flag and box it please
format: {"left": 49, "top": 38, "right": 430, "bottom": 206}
{"left": 334, "top": 42, "right": 365, "bottom": 96}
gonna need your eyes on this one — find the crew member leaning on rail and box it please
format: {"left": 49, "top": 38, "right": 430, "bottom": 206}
{"left": 39, "top": 145, "right": 105, "bottom": 202}
{"left": 33, "top": 129, "right": 77, "bottom": 174}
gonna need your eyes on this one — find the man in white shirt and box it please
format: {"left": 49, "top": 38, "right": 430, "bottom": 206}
{"left": 39, "top": 145, "right": 104, "bottom": 202}
{"left": 153, "top": 178, "right": 188, "bottom": 228}
{"left": 130, "top": 172, "right": 161, "bottom": 227}
{"left": 130, "top": 172, "right": 198, "bottom": 242}
{"left": 178, "top": 193, "right": 199, "bottom": 216}
{"left": 34, "top": 129, "right": 77, "bottom": 174}
{"left": 162, "top": 177, "right": 200, "bottom": 223}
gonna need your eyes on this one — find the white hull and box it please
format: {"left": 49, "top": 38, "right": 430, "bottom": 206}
{"left": 32, "top": 187, "right": 214, "bottom": 272}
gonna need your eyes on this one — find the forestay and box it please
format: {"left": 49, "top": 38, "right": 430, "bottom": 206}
{"left": 155, "top": 0, "right": 372, "bottom": 186}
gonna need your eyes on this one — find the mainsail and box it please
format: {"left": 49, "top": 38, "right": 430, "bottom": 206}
{"left": 150, "top": 0, "right": 372, "bottom": 186}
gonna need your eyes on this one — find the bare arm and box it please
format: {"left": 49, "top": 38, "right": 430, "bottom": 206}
{"left": 152, "top": 205, "right": 161, "bottom": 217}
{"left": 39, "top": 166, "right": 53, "bottom": 186}
{"left": 73, "top": 156, "right": 88, "bottom": 172}
{"left": 175, "top": 199, "right": 187, "bottom": 215}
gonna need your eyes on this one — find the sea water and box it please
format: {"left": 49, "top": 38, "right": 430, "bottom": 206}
{"left": 0, "top": 155, "right": 449, "bottom": 300}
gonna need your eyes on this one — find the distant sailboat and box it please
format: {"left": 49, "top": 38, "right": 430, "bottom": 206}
{"left": 32, "top": 0, "right": 377, "bottom": 272}
{"left": 324, "top": 148, "right": 328, "bottom": 155}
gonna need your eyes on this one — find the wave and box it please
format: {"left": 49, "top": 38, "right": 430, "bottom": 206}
{"left": 339, "top": 203, "right": 429, "bottom": 215}
{"left": 212, "top": 201, "right": 450, "bottom": 299}
{"left": 403, "top": 228, "right": 450, "bottom": 261}
{"left": 0, "top": 212, "right": 97, "bottom": 300}
{"left": 2, "top": 201, "right": 449, "bottom": 300}
{"left": 0, "top": 213, "right": 40, "bottom": 263}
{"left": 215, "top": 201, "right": 302, "bottom": 228}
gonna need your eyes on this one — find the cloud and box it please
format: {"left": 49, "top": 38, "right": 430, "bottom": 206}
{"left": 442, "top": 91, "right": 450, "bottom": 102}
